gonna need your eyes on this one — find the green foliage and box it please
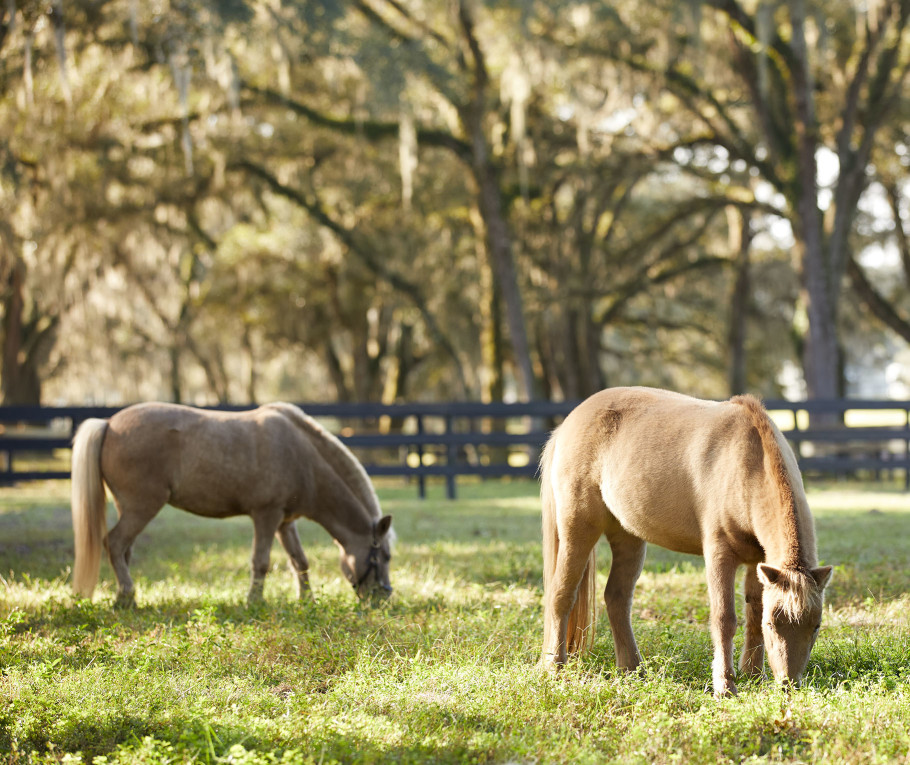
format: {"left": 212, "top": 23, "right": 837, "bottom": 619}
{"left": 1, "top": 480, "right": 909, "bottom": 763}
{"left": 20, "top": 0, "right": 904, "bottom": 404}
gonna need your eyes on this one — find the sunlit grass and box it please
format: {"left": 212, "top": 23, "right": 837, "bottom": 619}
{"left": 1, "top": 478, "right": 909, "bottom": 763}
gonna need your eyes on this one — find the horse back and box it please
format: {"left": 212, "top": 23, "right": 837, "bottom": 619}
{"left": 101, "top": 403, "right": 317, "bottom": 517}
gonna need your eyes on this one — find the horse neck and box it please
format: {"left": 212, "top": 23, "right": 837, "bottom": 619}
{"left": 731, "top": 395, "right": 818, "bottom": 571}
{"left": 313, "top": 477, "right": 374, "bottom": 548}
{"left": 752, "top": 454, "right": 818, "bottom": 571}
{"left": 270, "top": 403, "right": 382, "bottom": 521}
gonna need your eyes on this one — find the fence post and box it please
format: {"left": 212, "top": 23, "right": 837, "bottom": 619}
{"left": 445, "top": 413, "right": 457, "bottom": 500}
{"left": 905, "top": 407, "right": 909, "bottom": 492}
{"left": 416, "top": 414, "right": 426, "bottom": 500}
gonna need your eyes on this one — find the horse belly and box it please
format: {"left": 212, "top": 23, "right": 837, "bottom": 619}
{"left": 168, "top": 452, "right": 293, "bottom": 519}
{"left": 168, "top": 489, "right": 249, "bottom": 519}
{"left": 601, "top": 481, "right": 704, "bottom": 556}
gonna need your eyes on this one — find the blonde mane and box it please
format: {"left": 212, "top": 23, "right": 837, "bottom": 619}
{"left": 770, "top": 568, "right": 825, "bottom": 622}
{"left": 730, "top": 395, "right": 797, "bottom": 530}
{"left": 266, "top": 403, "right": 391, "bottom": 533}
{"left": 731, "top": 395, "right": 819, "bottom": 619}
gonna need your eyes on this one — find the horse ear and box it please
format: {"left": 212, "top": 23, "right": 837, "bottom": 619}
{"left": 811, "top": 565, "right": 833, "bottom": 589}
{"left": 376, "top": 514, "right": 393, "bottom": 537}
{"left": 757, "top": 563, "right": 782, "bottom": 587}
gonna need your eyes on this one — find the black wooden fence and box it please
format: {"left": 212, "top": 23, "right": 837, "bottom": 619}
{"left": 2, "top": 399, "right": 910, "bottom": 497}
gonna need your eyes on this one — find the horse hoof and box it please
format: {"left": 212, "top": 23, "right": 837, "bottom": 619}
{"left": 539, "top": 654, "right": 565, "bottom": 672}
{"left": 114, "top": 592, "right": 136, "bottom": 609}
{"left": 713, "top": 682, "right": 738, "bottom": 699}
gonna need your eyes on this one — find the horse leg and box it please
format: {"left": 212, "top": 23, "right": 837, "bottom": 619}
{"left": 248, "top": 508, "right": 284, "bottom": 603}
{"left": 603, "top": 527, "right": 647, "bottom": 672}
{"left": 106, "top": 494, "right": 161, "bottom": 608}
{"left": 277, "top": 520, "right": 311, "bottom": 599}
{"left": 739, "top": 563, "right": 765, "bottom": 677}
{"left": 542, "top": 532, "right": 601, "bottom": 666}
{"left": 704, "top": 546, "right": 739, "bottom": 697}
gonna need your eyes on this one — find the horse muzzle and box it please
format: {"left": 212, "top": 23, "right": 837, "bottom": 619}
{"left": 355, "top": 581, "right": 393, "bottom": 603}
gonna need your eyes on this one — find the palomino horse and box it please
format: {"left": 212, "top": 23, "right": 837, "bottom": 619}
{"left": 540, "top": 387, "right": 833, "bottom": 697}
{"left": 71, "top": 402, "right": 394, "bottom": 606}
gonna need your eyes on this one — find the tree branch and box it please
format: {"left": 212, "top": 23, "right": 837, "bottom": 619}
{"left": 240, "top": 83, "right": 472, "bottom": 162}
{"left": 847, "top": 255, "right": 910, "bottom": 344}
{"left": 232, "top": 159, "right": 470, "bottom": 395}
{"left": 885, "top": 180, "right": 910, "bottom": 283}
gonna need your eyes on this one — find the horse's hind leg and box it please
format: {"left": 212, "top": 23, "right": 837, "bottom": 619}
{"left": 739, "top": 563, "right": 765, "bottom": 677}
{"left": 544, "top": 541, "right": 598, "bottom": 664}
{"left": 277, "top": 520, "right": 311, "bottom": 599}
{"left": 603, "top": 526, "right": 647, "bottom": 672}
{"left": 248, "top": 508, "right": 284, "bottom": 603}
{"left": 106, "top": 493, "right": 163, "bottom": 608}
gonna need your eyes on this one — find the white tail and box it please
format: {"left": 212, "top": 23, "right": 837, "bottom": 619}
{"left": 540, "top": 435, "right": 596, "bottom": 658}
{"left": 71, "top": 418, "right": 109, "bottom": 598}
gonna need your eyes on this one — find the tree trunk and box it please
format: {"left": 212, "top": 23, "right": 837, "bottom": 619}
{"left": 325, "top": 342, "right": 350, "bottom": 402}
{"left": 1, "top": 260, "right": 27, "bottom": 404}
{"left": 790, "top": 0, "right": 840, "bottom": 403}
{"left": 477, "top": 229, "right": 505, "bottom": 403}
{"left": 456, "top": 0, "right": 535, "bottom": 401}
{"left": 562, "top": 307, "right": 582, "bottom": 400}
{"left": 727, "top": 209, "right": 752, "bottom": 396}
{"left": 797, "top": 229, "right": 841, "bottom": 400}
{"left": 470, "top": 154, "right": 536, "bottom": 401}
{"left": 243, "top": 324, "right": 257, "bottom": 404}
{"left": 1, "top": 260, "right": 54, "bottom": 406}
{"left": 580, "top": 308, "right": 605, "bottom": 397}
{"left": 169, "top": 345, "right": 182, "bottom": 404}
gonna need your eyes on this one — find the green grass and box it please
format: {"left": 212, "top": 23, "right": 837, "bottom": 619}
{"left": 1, "top": 478, "right": 909, "bottom": 764}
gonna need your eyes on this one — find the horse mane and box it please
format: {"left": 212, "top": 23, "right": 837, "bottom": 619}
{"left": 730, "top": 396, "right": 827, "bottom": 619}
{"left": 265, "top": 403, "right": 385, "bottom": 526}
{"left": 730, "top": 394, "right": 805, "bottom": 572}
{"left": 770, "top": 567, "right": 825, "bottom": 622}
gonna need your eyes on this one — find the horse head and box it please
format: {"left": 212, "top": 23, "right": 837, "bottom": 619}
{"left": 757, "top": 563, "right": 833, "bottom": 686}
{"left": 337, "top": 514, "right": 394, "bottom": 602}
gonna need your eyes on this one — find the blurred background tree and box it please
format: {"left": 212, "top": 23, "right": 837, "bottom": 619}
{"left": 1, "top": 0, "right": 908, "bottom": 405}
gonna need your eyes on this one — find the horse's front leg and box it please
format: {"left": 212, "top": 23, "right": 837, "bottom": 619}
{"left": 249, "top": 508, "right": 283, "bottom": 603}
{"left": 739, "top": 563, "right": 765, "bottom": 677}
{"left": 704, "top": 546, "right": 739, "bottom": 698}
{"left": 278, "top": 520, "right": 311, "bottom": 599}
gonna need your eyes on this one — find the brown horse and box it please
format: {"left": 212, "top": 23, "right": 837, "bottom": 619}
{"left": 540, "top": 387, "right": 832, "bottom": 697}
{"left": 71, "top": 402, "right": 394, "bottom": 607}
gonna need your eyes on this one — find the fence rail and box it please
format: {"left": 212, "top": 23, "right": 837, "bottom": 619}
{"left": 2, "top": 399, "right": 910, "bottom": 497}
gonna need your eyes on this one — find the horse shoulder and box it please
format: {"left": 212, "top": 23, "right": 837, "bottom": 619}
{"left": 252, "top": 408, "right": 320, "bottom": 493}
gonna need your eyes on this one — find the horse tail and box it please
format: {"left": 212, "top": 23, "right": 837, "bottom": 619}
{"left": 266, "top": 403, "right": 386, "bottom": 525}
{"left": 540, "top": 433, "right": 597, "bottom": 659}
{"left": 540, "top": 435, "right": 560, "bottom": 660}
{"left": 71, "top": 418, "right": 109, "bottom": 598}
{"left": 568, "top": 549, "right": 597, "bottom": 655}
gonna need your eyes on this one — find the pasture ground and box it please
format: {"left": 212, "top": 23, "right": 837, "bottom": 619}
{"left": 1, "top": 478, "right": 908, "bottom": 764}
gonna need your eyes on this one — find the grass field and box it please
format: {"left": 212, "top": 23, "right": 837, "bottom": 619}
{"left": 1, "top": 478, "right": 909, "bottom": 764}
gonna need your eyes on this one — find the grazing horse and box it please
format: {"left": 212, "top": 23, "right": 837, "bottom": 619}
{"left": 540, "top": 387, "right": 833, "bottom": 697}
{"left": 71, "top": 402, "right": 394, "bottom": 606}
